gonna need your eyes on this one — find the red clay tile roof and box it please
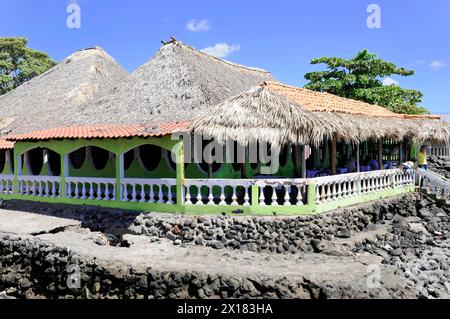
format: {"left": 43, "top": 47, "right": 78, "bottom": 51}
{"left": 0, "top": 139, "right": 15, "bottom": 149}
{"left": 263, "top": 81, "right": 402, "bottom": 117}
{"left": 5, "top": 122, "right": 190, "bottom": 142}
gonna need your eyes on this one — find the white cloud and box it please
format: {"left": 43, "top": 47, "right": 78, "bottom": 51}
{"left": 429, "top": 60, "right": 447, "bottom": 70}
{"left": 200, "top": 43, "right": 241, "bottom": 58}
{"left": 186, "top": 19, "right": 211, "bottom": 32}
{"left": 382, "top": 77, "right": 399, "bottom": 86}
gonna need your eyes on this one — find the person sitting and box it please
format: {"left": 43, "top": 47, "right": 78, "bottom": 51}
{"left": 417, "top": 145, "right": 428, "bottom": 170}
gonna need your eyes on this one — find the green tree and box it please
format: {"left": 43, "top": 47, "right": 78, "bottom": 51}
{"left": 0, "top": 37, "right": 56, "bottom": 95}
{"left": 304, "top": 50, "right": 427, "bottom": 114}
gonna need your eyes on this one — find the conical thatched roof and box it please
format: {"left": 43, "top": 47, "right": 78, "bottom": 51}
{"left": 75, "top": 38, "right": 276, "bottom": 125}
{"left": 0, "top": 47, "right": 127, "bottom": 135}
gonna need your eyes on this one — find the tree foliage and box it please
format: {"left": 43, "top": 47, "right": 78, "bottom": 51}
{"left": 0, "top": 37, "right": 56, "bottom": 95}
{"left": 304, "top": 50, "right": 427, "bottom": 114}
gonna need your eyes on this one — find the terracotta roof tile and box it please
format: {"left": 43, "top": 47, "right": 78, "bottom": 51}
{"left": 263, "top": 81, "right": 401, "bottom": 117}
{"left": 5, "top": 122, "right": 190, "bottom": 142}
{"left": 0, "top": 139, "right": 15, "bottom": 149}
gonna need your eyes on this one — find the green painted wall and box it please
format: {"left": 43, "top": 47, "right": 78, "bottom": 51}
{"left": 0, "top": 135, "right": 417, "bottom": 216}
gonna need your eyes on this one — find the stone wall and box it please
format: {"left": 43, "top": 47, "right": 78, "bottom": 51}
{"left": 0, "top": 233, "right": 317, "bottom": 299}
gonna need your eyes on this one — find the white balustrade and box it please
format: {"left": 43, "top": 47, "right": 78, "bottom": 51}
{"left": 417, "top": 168, "right": 450, "bottom": 202}
{"left": 120, "top": 178, "right": 177, "bottom": 204}
{"left": 0, "top": 174, "right": 14, "bottom": 194}
{"left": 314, "top": 169, "right": 414, "bottom": 206}
{"left": 66, "top": 177, "right": 115, "bottom": 201}
{"left": 184, "top": 179, "right": 253, "bottom": 206}
{"left": 428, "top": 145, "right": 450, "bottom": 157}
{"left": 255, "top": 179, "right": 307, "bottom": 206}
{"left": 18, "top": 175, "right": 61, "bottom": 197}
{"left": 314, "top": 174, "right": 359, "bottom": 205}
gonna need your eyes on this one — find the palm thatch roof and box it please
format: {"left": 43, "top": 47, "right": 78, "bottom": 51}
{"left": 0, "top": 47, "right": 127, "bottom": 135}
{"left": 74, "top": 38, "right": 276, "bottom": 125}
{"left": 408, "top": 117, "right": 450, "bottom": 144}
{"left": 191, "top": 82, "right": 450, "bottom": 148}
{"left": 191, "top": 86, "right": 327, "bottom": 147}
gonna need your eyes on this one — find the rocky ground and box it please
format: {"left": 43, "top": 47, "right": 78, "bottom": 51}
{"left": 429, "top": 155, "right": 450, "bottom": 179}
{"left": 0, "top": 192, "right": 449, "bottom": 299}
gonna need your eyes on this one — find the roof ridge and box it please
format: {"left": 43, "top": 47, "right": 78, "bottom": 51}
{"left": 162, "top": 37, "right": 272, "bottom": 75}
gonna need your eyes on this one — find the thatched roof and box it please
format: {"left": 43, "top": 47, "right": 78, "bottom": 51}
{"left": 409, "top": 118, "right": 450, "bottom": 144}
{"left": 0, "top": 47, "right": 127, "bottom": 135}
{"left": 191, "top": 82, "right": 450, "bottom": 147}
{"left": 75, "top": 38, "right": 276, "bottom": 125}
{"left": 191, "top": 86, "right": 326, "bottom": 147}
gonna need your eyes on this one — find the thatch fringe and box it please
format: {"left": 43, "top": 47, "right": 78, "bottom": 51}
{"left": 191, "top": 85, "right": 450, "bottom": 148}
{"left": 191, "top": 86, "right": 327, "bottom": 147}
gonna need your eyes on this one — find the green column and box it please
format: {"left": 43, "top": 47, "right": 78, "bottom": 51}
{"left": 251, "top": 185, "right": 259, "bottom": 209}
{"left": 175, "top": 141, "right": 185, "bottom": 206}
{"left": 13, "top": 151, "right": 21, "bottom": 195}
{"left": 306, "top": 182, "right": 317, "bottom": 213}
{"left": 60, "top": 153, "right": 68, "bottom": 198}
{"left": 115, "top": 153, "right": 123, "bottom": 201}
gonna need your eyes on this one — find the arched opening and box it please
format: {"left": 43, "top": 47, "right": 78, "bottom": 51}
{"left": 123, "top": 144, "right": 182, "bottom": 179}
{"left": 66, "top": 145, "right": 116, "bottom": 200}
{"left": 138, "top": 144, "right": 161, "bottom": 172}
{"left": 25, "top": 148, "right": 44, "bottom": 175}
{"left": 69, "top": 147, "right": 86, "bottom": 169}
{"left": 91, "top": 146, "right": 111, "bottom": 170}
{"left": 46, "top": 149, "right": 61, "bottom": 176}
{"left": 68, "top": 146, "right": 115, "bottom": 178}
{"left": 20, "top": 148, "right": 61, "bottom": 176}
{"left": 124, "top": 150, "right": 134, "bottom": 171}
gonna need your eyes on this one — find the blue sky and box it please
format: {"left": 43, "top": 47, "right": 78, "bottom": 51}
{"left": 0, "top": 0, "right": 449, "bottom": 113}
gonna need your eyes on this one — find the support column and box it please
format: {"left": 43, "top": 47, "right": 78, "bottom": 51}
{"left": 399, "top": 142, "right": 404, "bottom": 166}
{"left": 175, "top": 141, "right": 185, "bottom": 206}
{"left": 356, "top": 143, "right": 360, "bottom": 173}
{"left": 301, "top": 145, "right": 307, "bottom": 179}
{"left": 330, "top": 137, "right": 337, "bottom": 175}
{"left": 241, "top": 145, "right": 248, "bottom": 178}
{"left": 378, "top": 140, "right": 383, "bottom": 170}
{"left": 115, "top": 153, "right": 124, "bottom": 201}
{"left": 13, "top": 152, "right": 22, "bottom": 195}
{"left": 60, "top": 153, "right": 69, "bottom": 198}
{"left": 293, "top": 144, "right": 300, "bottom": 178}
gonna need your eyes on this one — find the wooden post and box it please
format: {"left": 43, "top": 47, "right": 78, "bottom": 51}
{"left": 356, "top": 144, "right": 360, "bottom": 173}
{"left": 293, "top": 144, "right": 299, "bottom": 178}
{"left": 301, "top": 145, "right": 307, "bottom": 179}
{"left": 330, "top": 137, "right": 337, "bottom": 175}
{"left": 241, "top": 146, "right": 247, "bottom": 178}
{"left": 399, "top": 142, "right": 404, "bottom": 166}
{"left": 378, "top": 140, "right": 383, "bottom": 170}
